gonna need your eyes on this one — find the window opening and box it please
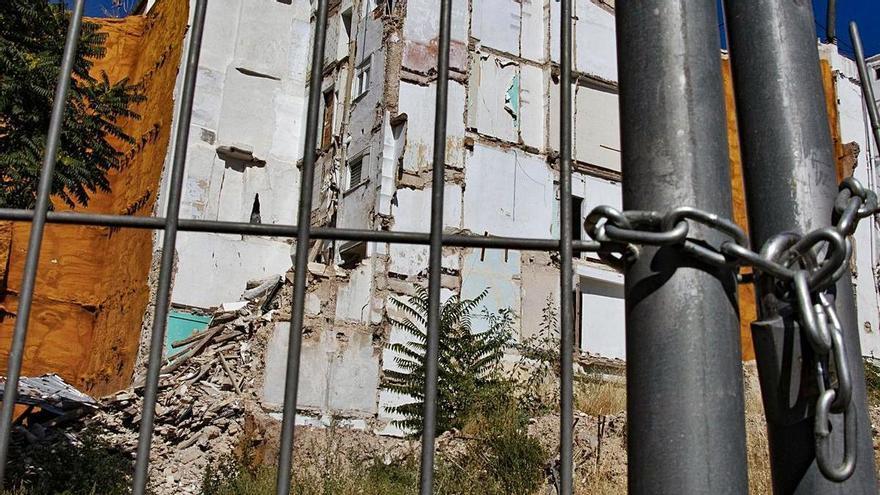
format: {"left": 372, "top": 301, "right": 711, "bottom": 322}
{"left": 571, "top": 195, "right": 584, "bottom": 246}
{"left": 354, "top": 59, "right": 371, "bottom": 99}
{"left": 250, "top": 193, "right": 261, "bottom": 224}
{"left": 321, "top": 89, "right": 334, "bottom": 149}
{"left": 348, "top": 155, "right": 364, "bottom": 189}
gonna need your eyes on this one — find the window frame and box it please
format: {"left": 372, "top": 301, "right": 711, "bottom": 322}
{"left": 353, "top": 56, "right": 372, "bottom": 101}
{"left": 344, "top": 150, "right": 370, "bottom": 193}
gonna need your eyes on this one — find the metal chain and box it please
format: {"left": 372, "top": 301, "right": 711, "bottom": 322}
{"left": 584, "top": 177, "right": 880, "bottom": 483}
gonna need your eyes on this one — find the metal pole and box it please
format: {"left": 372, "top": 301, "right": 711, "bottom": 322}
{"left": 131, "top": 0, "right": 207, "bottom": 492}
{"left": 827, "top": 0, "right": 837, "bottom": 44}
{"left": 851, "top": 23, "right": 880, "bottom": 153}
{"left": 275, "top": 0, "right": 329, "bottom": 493}
{"left": 0, "top": 0, "right": 85, "bottom": 484}
{"left": 616, "top": 2, "right": 749, "bottom": 493}
{"left": 558, "top": 0, "right": 574, "bottom": 492}
{"left": 724, "top": 1, "right": 878, "bottom": 493}
{"left": 418, "top": 0, "right": 451, "bottom": 492}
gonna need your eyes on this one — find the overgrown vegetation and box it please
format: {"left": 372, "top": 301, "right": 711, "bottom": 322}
{"left": 202, "top": 396, "right": 544, "bottom": 495}
{"left": 0, "top": 0, "right": 144, "bottom": 209}
{"left": 3, "top": 427, "right": 133, "bottom": 495}
{"left": 205, "top": 287, "right": 546, "bottom": 495}
{"left": 380, "top": 287, "right": 514, "bottom": 435}
{"left": 513, "top": 295, "right": 561, "bottom": 415}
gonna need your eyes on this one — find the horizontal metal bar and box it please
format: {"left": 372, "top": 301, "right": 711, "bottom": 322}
{"left": 0, "top": 209, "right": 603, "bottom": 252}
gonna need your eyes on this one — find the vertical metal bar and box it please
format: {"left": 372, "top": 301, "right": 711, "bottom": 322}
{"left": 418, "top": 0, "right": 451, "bottom": 493}
{"left": 616, "top": 2, "right": 749, "bottom": 493}
{"left": 827, "top": 0, "right": 837, "bottom": 44}
{"left": 851, "top": 23, "right": 880, "bottom": 153}
{"left": 558, "top": 0, "right": 574, "bottom": 493}
{"left": 725, "top": 2, "right": 877, "bottom": 493}
{"left": 131, "top": 0, "right": 207, "bottom": 492}
{"left": 275, "top": 0, "right": 329, "bottom": 493}
{"left": 0, "top": 0, "right": 86, "bottom": 484}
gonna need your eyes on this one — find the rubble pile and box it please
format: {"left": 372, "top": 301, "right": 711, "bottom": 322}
{"left": 89, "top": 275, "right": 283, "bottom": 494}
{"left": 2, "top": 274, "right": 292, "bottom": 494}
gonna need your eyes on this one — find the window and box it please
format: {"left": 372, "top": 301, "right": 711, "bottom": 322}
{"left": 321, "top": 89, "right": 334, "bottom": 150}
{"left": 570, "top": 195, "right": 584, "bottom": 258}
{"left": 354, "top": 59, "right": 371, "bottom": 99}
{"left": 875, "top": 67, "right": 880, "bottom": 80}
{"left": 347, "top": 155, "right": 365, "bottom": 190}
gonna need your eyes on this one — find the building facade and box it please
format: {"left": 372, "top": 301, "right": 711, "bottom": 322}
{"left": 152, "top": 0, "right": 880, "bottom": 431}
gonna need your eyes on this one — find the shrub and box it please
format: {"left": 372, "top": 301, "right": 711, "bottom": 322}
{"left": 436, "top": 383, "right": 547, "bottom": 495}
{"left": 4, "top": 427, "right": 132, "bottom": 495}
{"left": 381, "top": 287, "right": 514, "bottom": 435}
{"left": 513, "top": 295, "right": 561, "bottom": 415}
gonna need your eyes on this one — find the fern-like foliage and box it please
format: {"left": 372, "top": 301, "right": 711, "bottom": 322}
{"left": 0, "top": 0, "right": 145, "bottom": 209}
{"left": 381, "top": 287, "right": 514, "bottom": 436}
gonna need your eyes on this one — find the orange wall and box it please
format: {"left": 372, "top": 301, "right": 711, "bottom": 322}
{"left": 0, "top": 0, "right": 187, "bottom": 396}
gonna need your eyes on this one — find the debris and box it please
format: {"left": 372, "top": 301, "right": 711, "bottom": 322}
{"left": 219, "top": 300, "right": 248, "bottom": 312}
{"left": 15, "top": 284, "right": 285, "bottom": 495}
{"left": 0, "top": 374, "right": 97, "bottom": 416}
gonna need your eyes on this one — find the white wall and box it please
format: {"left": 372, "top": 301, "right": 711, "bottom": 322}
{"left": 823, "top": 45, "right": 880, "bottom": 357}
{"left": 161, "top": 0, "right": 311, "bottom": 308}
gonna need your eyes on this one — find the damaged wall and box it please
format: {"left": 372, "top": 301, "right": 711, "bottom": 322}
{"left": 0, "top": 0, "right": 189, "bottom": 395}
{"left": 163, "top": 0, "right": 312, "bottom": 309}
{"left": 819, "top": 46, "right": 880, "bottom": 357}
{"left": 234, "top": 0, "right": 878, "bottom": 434}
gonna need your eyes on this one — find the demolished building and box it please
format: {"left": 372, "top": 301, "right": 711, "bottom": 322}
{"left": 2, "top": 0, "right": 880, "bottom": 440}
{"left": 144, "top": 0, "right": 880, "bottom": 435}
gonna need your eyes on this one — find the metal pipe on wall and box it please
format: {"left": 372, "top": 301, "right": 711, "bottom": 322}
{"left": 724, "top": 1, "right": 877, "bottom": 493}
{"left": 615, "top": 1, "right": 748, "bottom": 493}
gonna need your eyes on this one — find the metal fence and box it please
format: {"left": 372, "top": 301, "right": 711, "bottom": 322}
{"left": 0, "top": 0, "right": 878, "bottom": 494}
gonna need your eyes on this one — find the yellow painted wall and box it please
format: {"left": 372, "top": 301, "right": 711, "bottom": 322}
{"left": 0, "top": 0, "right": 187, "bottom": 396}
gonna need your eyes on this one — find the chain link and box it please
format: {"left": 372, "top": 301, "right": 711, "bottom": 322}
{"left": 584, "top": 177, "right": 880, "bottom": 483}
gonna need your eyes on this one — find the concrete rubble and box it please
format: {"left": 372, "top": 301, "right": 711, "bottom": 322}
{"left": 2, "top": 274, "right": 285, "bottom": 494}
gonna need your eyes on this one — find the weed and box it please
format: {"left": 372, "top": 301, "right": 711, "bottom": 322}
{"left": 4, "top": 427, "right": 132, "bottom": 495}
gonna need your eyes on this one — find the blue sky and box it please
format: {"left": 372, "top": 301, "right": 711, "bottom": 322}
{"left": 79, "top": 0, "right": 879, "bottom": 57}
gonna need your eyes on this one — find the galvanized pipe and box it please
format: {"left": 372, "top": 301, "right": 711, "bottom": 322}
{"left": 724, "top": 1, "right": 878, "bottom": 492}
{"left": 131, "top": 0, "right": 208, "bottom": 492}
{"left": 827, "top": 0, "right": 837, "bottom": 44}
{"left": 275, "top": 0, "right": 329, "bottom": 493}
{"left": 0, "top": 208, "right": 605, "bottom": 252}
{"left": 558, "top": 0, "right": 575, "bottom": 492}
{"left": 418, "top": 0, "right": 452, "bottom": 492}
{"left": 0, "top": 0, "right": 86, "bottom": 485}
{"left": 616, "top": 1, "right": 749, "bottom": 493}
{"left": 851, "top": 23, "right": 880, "bottom": 154}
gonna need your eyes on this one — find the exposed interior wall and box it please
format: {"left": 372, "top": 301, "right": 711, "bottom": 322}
{"left": 163, "top": 0, "right": 312, "bottom": 309}
{"left": 0, "top": 0, "right": 188, "bottom": 395}
{"left": 253, "top": 1, "right": 880, "bottom": 433}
